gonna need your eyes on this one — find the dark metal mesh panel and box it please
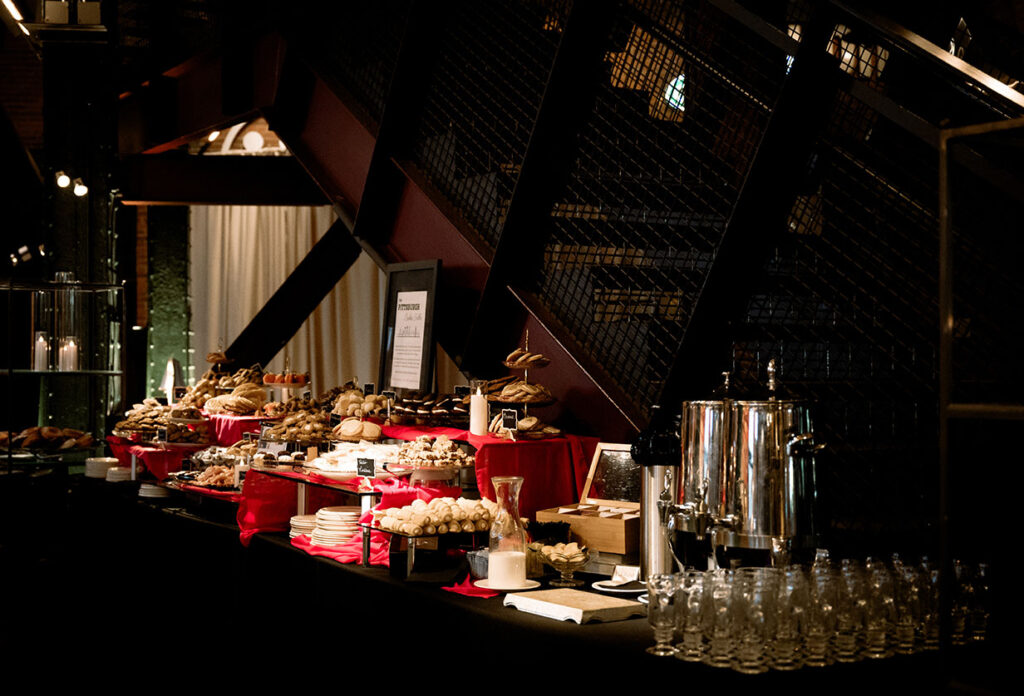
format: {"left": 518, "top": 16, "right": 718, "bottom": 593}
{"left": 533, "top": 0, "right": 788, "bottom": 409}
{"left": 305, "top": 0, "right": 412, "bottom": 133}
{"left": 728, "top": 6, "right": 1024, "bottom": 550}
{"left": 411, "top": 0, "right": 569, "bottom": 252}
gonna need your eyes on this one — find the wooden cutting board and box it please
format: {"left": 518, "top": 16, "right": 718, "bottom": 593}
{"left": 503, "top": 588, "right": 646, "bottom": 624}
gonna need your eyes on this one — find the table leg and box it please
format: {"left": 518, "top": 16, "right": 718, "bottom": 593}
{"left": 297, "top": 482, "right": 309, "bottom": 515}
{"left": 130, "top": 453, "right": 137, "bottom": 481}
{"left": 362, "top": 526, "right": 370, "bottom": 567}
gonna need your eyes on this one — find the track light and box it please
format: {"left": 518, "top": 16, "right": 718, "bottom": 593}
{"left": 72, "top": 178, "right": 88, "bottom": 197}
{"left": 56, "top": 171, "right": 71, "bottom": 188}
{"left": 207, "top": 130, "right": 220, "bottom": 142}
{"left": 2, "top": 0, "right": 23, "bottom": 22}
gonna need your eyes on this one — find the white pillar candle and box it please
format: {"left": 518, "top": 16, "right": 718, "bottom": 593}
{"left": 58, "top": 339, "right": 78, "bottom": 371}
{"left": 33, "top": 334, "right": 49, "bottom": 371}
{"left": 469, "top": 390, "right": 488, "bottom": 436}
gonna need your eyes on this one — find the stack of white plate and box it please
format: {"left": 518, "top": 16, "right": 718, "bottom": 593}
{"left": 310, "top": 506, "right": 361, "bottom": 546}
{"left": 139, "top": 482, "right": 171, "bottom": 498}
{"left": 105, "top": 467, "right": 133, "bottom": 482}
{"left": 85, "top": 457, "right": 119, "bottom": 479}
{"left": 289, "top": 514, "right": 317, "bottom": 539}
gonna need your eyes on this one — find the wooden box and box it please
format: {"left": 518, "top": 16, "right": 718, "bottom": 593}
{"left": 535, "top": 443, "right": 641, "bottom": 555}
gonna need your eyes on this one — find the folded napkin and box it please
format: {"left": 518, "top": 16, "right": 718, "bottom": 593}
{"left": 441, "top": 574, "right": 499, "bottom": 599}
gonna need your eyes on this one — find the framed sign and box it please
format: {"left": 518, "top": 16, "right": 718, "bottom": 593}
{"left": 378, "top": 260, "right": 439, "bottom": 393}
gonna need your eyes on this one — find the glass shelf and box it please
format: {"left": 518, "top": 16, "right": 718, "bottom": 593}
{"left": 3, "top": 369, "right": 124, "bottom": 376}
{"left": 250, "top": 464, "right": 383, "bottom": 497}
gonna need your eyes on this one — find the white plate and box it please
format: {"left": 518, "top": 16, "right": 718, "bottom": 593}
{"left": 473, "top": 579, "right": 541, "bottom": 592}
{"left": 637, "top": 593, "right": 649, "bottom": 605}
{"left": 592, "top": 579, "right": 646, "bottom": 594}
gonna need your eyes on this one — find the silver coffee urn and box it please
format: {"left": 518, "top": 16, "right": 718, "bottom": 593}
{"left": 665, "top": 361, "right": 826, "bottom": 569}
{"left": 632, "top": 405, "right": 681, "bottom": 580}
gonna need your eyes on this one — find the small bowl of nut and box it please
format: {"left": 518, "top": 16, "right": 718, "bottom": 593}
{"left": 540, "top": 542, "right": 590, "bottom": 587}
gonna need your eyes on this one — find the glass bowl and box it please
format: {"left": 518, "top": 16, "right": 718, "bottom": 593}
{"left": 541, "top": 544, "right": 590, "bottom": 587}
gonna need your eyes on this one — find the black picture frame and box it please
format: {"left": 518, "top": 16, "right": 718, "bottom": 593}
{"left": 377, "top": 259, "right": 440, "bottom": 394}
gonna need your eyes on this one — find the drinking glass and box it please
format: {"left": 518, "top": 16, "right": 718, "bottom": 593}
{"left": 951, "top": 559, "right": 972, "bottom": 646}
{"left": 970, "top": 562, "right": 990, "bottom": 642}
{"left": 734, "top": 569, "right": 777, "bottom": 674}
{"left": 703, "top": 569, "right": 737, "bottom": 668}
{"left": 772, "top": 565, "right": 807, "bottom": 670}
{"left": 835, "top": 560, "right": 867, "bottom": 662}
{"left": 863, "top": 566, "right": 895, "bottom": 659}
{"left": 805, "top": 567, "right": 838, "bottom": 667}
{"left": 646, "top": 573, "right": 679, "bottom": 656}
{"left": 674, "top": 570, "right": 706, "bottom": 662}
{"left": 918, "top": 563, "right": 941, "bottom": 651}
{"left": 892, "top": 564, "right": 922, "bottom": 654}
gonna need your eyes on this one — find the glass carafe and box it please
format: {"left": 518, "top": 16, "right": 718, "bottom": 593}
{"left": 488, "top": 476, "right": 527, "bottom": 588}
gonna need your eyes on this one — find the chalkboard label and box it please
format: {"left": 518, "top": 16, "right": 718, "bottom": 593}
{"left": 501, "top": 409, "right": 518, "bottom": 431}
{"left": 329, "top": 413, "right": 342, "bottom": 427}
{"left": 357, "top": 458, "right": 375, "bottom": 477}
{"left": 363, "top": 382, "right": 376, "bottom": 396}
{"left": 182, "top": 457, "right": 191, "bottom": 471}
{"left": 156, "top": 427, "right": 168, "bottom": 442}
{"left": 302, "top": 390, "right": 312, "bottom": 401}
{"left": 381, "top": 390, "right": 396, "bottom": 402}
{"left": 242, "top": 431, "right": 254, "bottom": 442}
{"left": 173, "top": 386, "right": 188, "bottom": 401}
{"left": 454, "top": 385, "right": 471, "bottom": 397}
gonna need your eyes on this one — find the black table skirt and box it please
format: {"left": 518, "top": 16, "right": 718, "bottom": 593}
{"left": 1, "top": 476, "right": 1005, "bottom": 692}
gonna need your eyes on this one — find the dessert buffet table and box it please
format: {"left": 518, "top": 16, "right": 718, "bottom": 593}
{"left": 381, "top": 425, "right": 598, "bottom": 519}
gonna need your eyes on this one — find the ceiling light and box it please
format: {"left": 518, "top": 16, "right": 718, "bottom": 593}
{"left": 18, "top": 22, "right": 29, "bottom": 35}
{"left": 56, "top": 171, "right": 70, "bottom": 188}
{"left": 2, "top": 0, "right": 24, "bottom": 22}
{"left": 207, "top": 130, "right": 220, "bottom": 142}
{"left": 72, "top": 178, "right": 88, "bottom": 197}
{"left": 242, "top": 130, "right": 264, "bottom": 151}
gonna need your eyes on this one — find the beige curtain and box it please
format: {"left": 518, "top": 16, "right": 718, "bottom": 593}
{"left": 189, "top": 205, "right": 386, "bottom": 391}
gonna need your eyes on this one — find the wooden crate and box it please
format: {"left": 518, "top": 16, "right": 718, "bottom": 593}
{"left": 535, "top": 443, "right": 640, "bottom": 555}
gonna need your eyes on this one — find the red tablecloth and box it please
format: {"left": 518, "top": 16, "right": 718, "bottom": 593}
{"left": 106, "top": 435, "right": 199, "bottom": 480}
{"left": 288, "top": 478, "right": 462, "bottom": 566}
{"left": 204, "top": 413, "right": 267, "bottom": 446}
{"left": 236, "top": 469, "right": 356, "bottom": 546}
{"left": 381, "top": 425, "right": 598, "bottom": 519}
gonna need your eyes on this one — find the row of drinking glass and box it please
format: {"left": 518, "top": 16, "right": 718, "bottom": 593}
{"left": 646, "top": 553, "right": 990, "bottom": 673}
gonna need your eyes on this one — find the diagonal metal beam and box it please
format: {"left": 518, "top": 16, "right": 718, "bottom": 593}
{"left": 224, "top": 218, "right": 361, "bottom": 369}
{"left": 460, "top": 0, "right": 617, "bottom": 375}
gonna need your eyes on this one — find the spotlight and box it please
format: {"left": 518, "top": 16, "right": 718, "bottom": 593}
{"left": 9, "top": 254, "right": 17, "bottom": 266}
{"left": 56, "top": 171, "right": 71, "bottom": 188}
{"left": 37, "top": 244, "right": 46, "bottom": 257}
{"left": 73, "top": 178, "right": 88, "bottom": 197}
{"left": 207, "top": 130, "right": 220, "bottom": 142}
{"left": 2, "top": 0, "right": 24, "bottom": 22}
{"left": 18, "top": 22, "right": 28, "bottom": 35}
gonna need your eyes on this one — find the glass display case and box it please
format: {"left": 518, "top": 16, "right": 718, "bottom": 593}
{"left": 2, "top": 276, "right": 126, "bottom": 473}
